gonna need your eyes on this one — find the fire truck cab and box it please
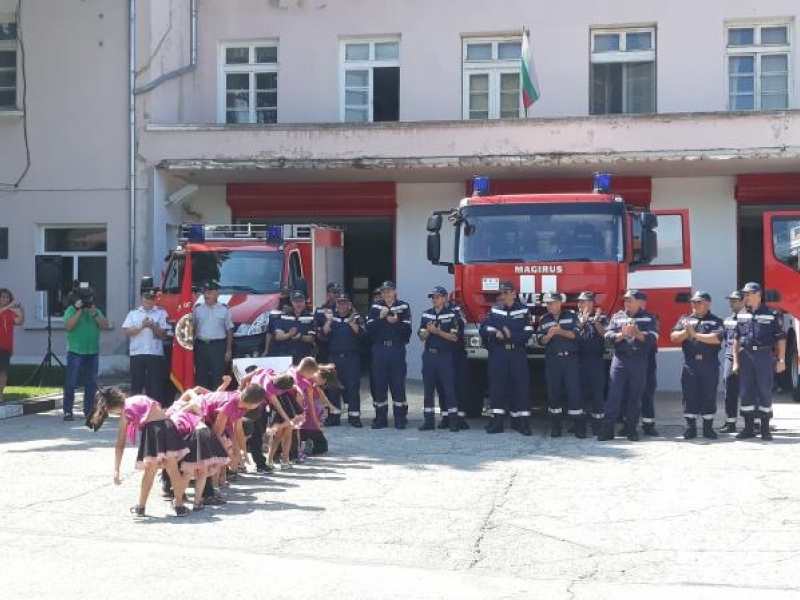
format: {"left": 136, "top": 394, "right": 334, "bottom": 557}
{"left": 427, "top": 174, "right": 693, "bottom": 416}
{"left": 155, "top": 223, "right": 343, "bottom": 358}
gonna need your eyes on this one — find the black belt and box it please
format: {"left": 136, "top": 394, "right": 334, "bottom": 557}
{"left": 550, "top": 351, "right": 573, "bottom": 357}
{"left": 195, "top": 338, "right": 225, "bottom": 344}
{"left": 332, "top": 352, "right": 357, "bottom": 358}
{"left": 379, "top": 340, "right": 395, "bottom": 347}
{"left": 686, "top": 354, "right": 714, "bottom": 361}
{"left": 425, "top": 348, "right": 451, "bottom": 354}
{"left": 500, "top": 343, "right": 517, "bottom": 350}
{"left": 744, "top": 345, "right": 772, "bottom": 352}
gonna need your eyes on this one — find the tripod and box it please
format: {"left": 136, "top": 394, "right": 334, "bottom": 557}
{"left": 27, "top": 291, "right": 65, "bottom": 387}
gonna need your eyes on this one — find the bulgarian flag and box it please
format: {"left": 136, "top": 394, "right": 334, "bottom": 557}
{"left": 170, "top": 253, "right": 195, "bottom": 392}
{"left": 521, "top": 28, "right": 541, "bottom": 111}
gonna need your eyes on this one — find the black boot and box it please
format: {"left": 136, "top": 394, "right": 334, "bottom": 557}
{"left": 324, "top": 413, "right": 341, "bottom": 427}
{"left": 418, "top": 413, "right": 435, "bottom": 431}
{"left": 760, "top": 417, "right": 773, "bottom": 441}
{"left": 590, "top": 417, "right": 602, "bottom": 436}
{"left": 394, "top": 406, "right": 408, "bottom": 430}
{"left": 736, "top": 416, "right": 756, "bottom": 439}
{"left": 597, "top": 421, "right": 615, "bottom": 441}
{"left": 702, "top": 419, "right": 718, "bottom": 440}
{"left": 718, "top": 421, "right": 737, "bottom": 434}
{"left": 458, "top": 414, "right": 470, "bottom": 430}
{"left": 573, "top": 417, "right": 587, "bottom": 439}
{"left": 684, "top": 418, "right": 697, "bottom": 440}
{"left": 485, "top": 414, "right": 504, "bottom": 434}
{"left": 449, "top": 413, "right": 460, "bottom": 432}
{"left": 642, "top": 423, "right": 659, "bottom": 437}
{"left": 625, "top": 423, "right": 639, "bottom": 441}
{"left": 517, "top": 416, "right": 532, "bottom": 437}
{"left": 550, "top": 416, "right": 562, "bottom": 438}
{"left": 347, "top": 415, "right": 363, "bottom": 428}
{"left": 372, "top": 406, "right": 388, "bottom": 429}
{"left": 437, "top": 415, "right": 450, "bottom": 430}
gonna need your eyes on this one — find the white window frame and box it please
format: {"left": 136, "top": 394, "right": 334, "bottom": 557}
{"left": 339, "top": 37, "right": 400, "bottom": 123}
{"left": 36, "top": 225, "right": 108, "bottom": 321}
{"left": 462, "top": 36, "right": 523, "bottom": 120}
{"left": 725, "top": 20, "right": 792, "bottom": 112}
{"left": 590, "top": 26, "right": 657, "bottom": 115}
{"left": 217, "top": 40, "right": 279, "bottom": 125}
{"left": 0, "top": 19, "right": 19, "bottom": 113}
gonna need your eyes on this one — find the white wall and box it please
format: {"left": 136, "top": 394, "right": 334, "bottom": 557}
{"left": 396, "top": 182, "right": 465, "bottom": 379}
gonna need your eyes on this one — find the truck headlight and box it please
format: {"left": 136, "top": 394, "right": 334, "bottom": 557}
{"left": 235, "top": 311, "right": 271, "bottom": 336}
{"left": 468, "top": 335, "right": 482, "bottom": 348}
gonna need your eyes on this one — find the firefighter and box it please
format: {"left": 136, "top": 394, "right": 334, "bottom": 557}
{"left": 732, "top": 282, "right": 786, "bottom": 440}
{"left": 576, "top": 291, "right": 608, "bottom": 435}
{"left": 719, "top": 290, "right": 745, "bottom": 433}
{"left": 480, "top": 280, "right": 534, "bottom": 436}
{"left": 314, "top": 281, "right": 342, "bottom": 364}
{"left": 264, "top": 286, "right": 292, "bottom": 357}
{"left": 598, "top": 289, "right": 658, "bottom": 442}
{"left": 272, "top": 290, "right": 316, "bottom": 365}
{"left": 670, "top": 291, "right": 725, "bottom": 440}
{"left": 366, "top": 280, "right": 412, "bottom": 429}
{"left": 418, "top": 286, "right": 462, "bottom": 432}
{"left": 638, "top": 297, "right": 660, "bottom": 437}
{"left": 446, "top": 299, "right": 470, "bottom": 430}
{"left": 537, "top": 292, "right": 584, "bottom": 438}
{"left": 320, "top": 293, "right": 364, "bottom": 427}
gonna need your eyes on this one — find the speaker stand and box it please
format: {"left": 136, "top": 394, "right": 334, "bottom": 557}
{"left": 27, "top": 295, "right": 65, "bottom": 387}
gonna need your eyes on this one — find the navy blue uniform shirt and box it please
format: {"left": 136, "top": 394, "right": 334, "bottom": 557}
{"left": 537, "top": 310, "right": 580, "bottom": 354}
{"left": 672, "top": 312, "right": 724, "bottom": 357}
{"left": 604, "top": 309, "right": 658, "bottom": 357}
{"left": 479, "top": 301, "right": 534, "bottom": 349}
{"left": 366, "top": 299, "right": 412, "bottom": 345}
{"left": 419, "top": 305, "right": 462, "bottom": 352}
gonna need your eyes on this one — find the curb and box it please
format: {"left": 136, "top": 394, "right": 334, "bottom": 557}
{"left": 0, "top": 393, "right": 64, "bottom": 420}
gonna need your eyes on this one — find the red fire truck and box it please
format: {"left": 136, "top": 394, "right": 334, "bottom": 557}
{"left": 426, "top": 174, "right": 693, "bottom": 416}
{"left": 764, "top": 212, "right": 800, "bottom": 401}
{"left": 155, "top": 223, "right": 343, "bottom": 378}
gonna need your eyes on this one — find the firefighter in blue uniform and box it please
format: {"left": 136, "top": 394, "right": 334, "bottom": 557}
{"left": 719, "top": 290, "right": 745, "bottom": 433}
{"left": 272, "top": 290, "right": 316, "bottom": 364}
{"left": 418, "top": 286, "right": 463, "bottom": 432}
{"left": 638, "top": 297, "right": 660, "bottom": 437}
{"left": 598, "top": 289, "right": 658, "bottom": 442}
{"left": 537, "top": 292, "right": 585, "bottom": 438}
{"left": 314, "top": 281, "right": 342, "bottom": 364}
{"left": 366, "top": 280, "right": 412, "bottom": 429}
{"left": 447, "top": 300, "right": 470, "bottom": 429}
{"left": 480, "top": 280, "right": 534, "bottom": 436}
{"left": 576, "top": 291, "right": 608, "bottom": 435}
{"left": 670, "top": 291, "right": 725, "bottom": 440}
{"left": 732, "top": 282, "right": 786, "bottom": 440}
{"left": 320, "top": 293, "right": 364, "bottom": 427}
{"left": 264, "top": 286, "right": 291, "bottom": 357}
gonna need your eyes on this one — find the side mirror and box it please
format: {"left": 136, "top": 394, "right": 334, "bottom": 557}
{"left": 764, "top": 289, "right": 781, "bottom": 303}
{"left": 427, "top": 232, "right": 441, "bottom": 264}
{"left": 640, "top": 229, "right": 658, "bottom": 263}
{"left": 294, "top": 277, "right": 309, "bottom": 297}
{"left": 427, "top": 214, "right": 443, "bottom": 233}
{"left": 641, "top": 211, "right": 658, "bottom": 230}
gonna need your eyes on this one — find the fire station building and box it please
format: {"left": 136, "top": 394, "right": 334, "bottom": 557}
{"left": 1, "top": 0, "right": 799, "bottom": 388}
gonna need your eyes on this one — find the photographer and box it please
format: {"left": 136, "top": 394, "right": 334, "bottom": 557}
{"left": 0, "top": 288, "right": 25, "bottom": 403}
{"left": 122, "top": 289, "right": 168, "bottom": 404}
{"left": 63, "top": 283, "right": 109, "bottom": 422}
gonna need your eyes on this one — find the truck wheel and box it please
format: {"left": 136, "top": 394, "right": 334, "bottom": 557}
{"left": 786, "top": 333, "right": 800, "bottom": 402}
{"left": 464, "top": 361, "right": 487, "bottom": 418}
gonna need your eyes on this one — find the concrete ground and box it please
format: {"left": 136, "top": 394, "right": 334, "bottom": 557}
{"left": 1, "top": 383, "right": 800, "bottom": 600}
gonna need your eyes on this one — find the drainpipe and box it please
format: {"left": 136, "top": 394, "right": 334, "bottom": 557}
{"left": 128, "top": 0, "right": 198, "bottom": 304}
{"left": 128, "top": 0, "right": 137, "bottom": 305}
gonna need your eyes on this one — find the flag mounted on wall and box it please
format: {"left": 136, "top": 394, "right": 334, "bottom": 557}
{"left": 521, "top": 28, "right": 541, "bottom": 113}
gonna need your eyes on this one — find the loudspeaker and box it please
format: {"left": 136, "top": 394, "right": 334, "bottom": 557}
{"left": 35, "top": 255, "right": 62, "bottom": 292}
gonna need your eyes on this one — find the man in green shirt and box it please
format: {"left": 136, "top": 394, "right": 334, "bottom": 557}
{"left": 62, "top": 287, "right": 109, "bottom": 423}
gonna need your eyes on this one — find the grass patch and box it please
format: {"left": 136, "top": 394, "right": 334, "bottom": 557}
{"left": 7, "top": 364, "right": 65, "bottom": 387}
{"left": 2, "top": 386, "right": 61, "bottom": 402}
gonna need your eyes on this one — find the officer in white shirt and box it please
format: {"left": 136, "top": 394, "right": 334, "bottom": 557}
{"left": 122, "top": 289, "right": 169, "bottom": 403}
{"left": 192, "top": 280, "right": 234, "bottom": 390}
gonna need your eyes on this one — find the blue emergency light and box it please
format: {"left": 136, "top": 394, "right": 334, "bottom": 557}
{"left": 186, "top": 224, "right": 205, "bottom": 242}
{"left": 472, "top": 175, "right": 491, "bottom": 197}
{"left": 266, "top": 225, "right": 284, "bottom": 244}
{"left": 592, "top": 172, "right": 612, "bottom": 194}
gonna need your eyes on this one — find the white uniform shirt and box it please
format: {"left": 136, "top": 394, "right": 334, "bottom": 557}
{"left": 122, "top": 305, "right": 169, "bottom": 356}
{"left": 192, "top": 302, "right": 234, "bottom": 341}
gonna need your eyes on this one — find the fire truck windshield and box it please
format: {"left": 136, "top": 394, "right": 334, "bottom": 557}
{"left": 458, "top": 203, "right": 624, "bottom": 264}
{"left": 164, "top": 250, "right": 284, "bottom": 294}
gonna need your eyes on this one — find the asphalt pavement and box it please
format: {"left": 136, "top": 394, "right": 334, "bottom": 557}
{"left": 1, "top": 383, "right": 800, "bottom": 600}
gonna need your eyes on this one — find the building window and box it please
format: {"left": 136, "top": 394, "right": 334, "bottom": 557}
{"left": 0, "top": 21, "right": 18, "bottom": 110}
{"left": 219, "top": 42, "right": 278, "bottom": 124}
{"left": 726, "top": 23, "right": 790, "bottom": 111}
{"left": 341, "top": 39, "right": 400, "bottom": 122}
{"left": 38, "top": 226, "right": 107, "bottom": 319}
{"left": 462, "top": 38, "right": 522, "bottom": 120}
{"left": 590, "top": 27, "right": 656, "bottom": 115}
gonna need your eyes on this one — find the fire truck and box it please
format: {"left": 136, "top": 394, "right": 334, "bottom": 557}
{"left": 764, "top": 212, "right": 800, "bottom": 401}
{"left": 155, "top": 223, "right": 343, "bottom": 359}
